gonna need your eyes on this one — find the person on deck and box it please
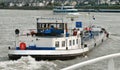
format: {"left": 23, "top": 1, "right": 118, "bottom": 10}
{"left": 73, "top": 28, "right": 77, "bottom": 36}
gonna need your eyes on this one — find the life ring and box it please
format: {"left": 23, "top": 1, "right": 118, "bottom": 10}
{"left": 19, "top": 42, "right": 26, "bottom": 50}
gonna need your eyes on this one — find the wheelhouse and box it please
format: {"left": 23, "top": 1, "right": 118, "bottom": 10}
{"left": 36, "top": 22, "right": 67, "bottom": 36}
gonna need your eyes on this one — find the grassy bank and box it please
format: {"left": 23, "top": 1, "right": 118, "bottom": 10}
{"left": 0, "top": 6, "right": 53, "bottom": 10}
{"left": 76, "top": 5, "right": 120, "bottom": 9}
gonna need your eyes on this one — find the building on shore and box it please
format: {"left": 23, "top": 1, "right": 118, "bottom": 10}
{"left": 1, "top": 0, "right": 120, "bottom": 7}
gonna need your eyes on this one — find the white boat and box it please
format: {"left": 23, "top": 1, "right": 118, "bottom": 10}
{"left": 8, "top": 17, "right": 108, "bottom": 60}
{"left": 53, "top": 5, "right": 78, "bottom": 13}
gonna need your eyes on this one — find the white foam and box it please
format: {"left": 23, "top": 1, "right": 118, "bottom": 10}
{"left": 0, "top": 56, "right": 57, "bottom": 70}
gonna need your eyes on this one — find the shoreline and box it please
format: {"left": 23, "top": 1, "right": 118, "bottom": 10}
{"left": 0, "top": 7, "right": 120, "bottom": 12}
{"left": 78, "top": 9, "right": 120, "bottom": 12}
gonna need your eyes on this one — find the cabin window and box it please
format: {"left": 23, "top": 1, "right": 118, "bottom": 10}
{"left": 59, "top": 24, "right": 62, "bottom": 28}
{"left": 48, "top": 24, "right": 50, "bottom": 28}
{"left": 59, "top": 24, "right": 64, "bottom": 29}
{"left": 73, "top": 40, "right": 75, "bottom": 45}
{"left": 37, "top": 24, "right": 42, "bottom": 28}
{"left": 69, "top": 40, "right": 72, "bottom": 46}
{"left": 62, "top": 41, "right": 65, "bottom": 47}
{"left": 76, "top": 39, "right": 78, "bottom": 44}
{"left": 44, "top": 24, "right": 46, "bottom": 28}
{"left": 55, "top": 41, "right": 59, "bottom": 47}
{"left": 51, "top": 24, "right": 56, "bottom": 28}
{"left": 41, "top": 24, "right": 44, "bottom": 28}
{"left": 38, "top": 24, "right": 41, "bottom": 28}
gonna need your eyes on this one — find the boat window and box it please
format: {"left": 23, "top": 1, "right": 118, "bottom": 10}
{"left": 62, "top": 41, "right": 65, "bottom": 47}
{"left": 37, "top": 23, "right": 42, "bottom": 28}
{"left": 59, "top": 24, "right": 64, "bottom": 29}
{"left": 52, "top": 24, "right": 55, "bottom": 28}
{"left": 41, "top": 24, "right": 44, "bottom": 28}
{"left": 63, "top": 7, "right": 72, "bottom": 9}
{"left": 76, "top": 39, "right": 78, "bottom": 44}
{"left": 55, "top": 24, "right": 60, "bottom": 29}
{"left": 47, "top": 24, "right": 50, "bottom": 28}
{"left": 73, "top": 40, "right": 75, "bottom": 45}
{"left": 69, "top": 40, "right": 72, "bottom": 46}
{"left": 55, "top": 41, "right": 59, "bottom": 47}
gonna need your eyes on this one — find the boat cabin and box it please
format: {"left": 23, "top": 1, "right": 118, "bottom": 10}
{"left": 53, "top": 5, "right": 78, "bottom": 13}
{"left": 14, "top": 17, "right": 83, "bottom": 50}
{"left": 36, "top": 22, "right": 65, "bottom": 36}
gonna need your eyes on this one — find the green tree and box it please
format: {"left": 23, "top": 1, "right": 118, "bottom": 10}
{"left": 0, "top": 2, "right": 5, "bottom": 6}
{"left": 53, "top": 2, "right": 61, "bottom": 6}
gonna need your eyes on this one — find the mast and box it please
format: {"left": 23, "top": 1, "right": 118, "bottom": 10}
{"left": 66, "top": 13, "right": 79, "bottom": 35}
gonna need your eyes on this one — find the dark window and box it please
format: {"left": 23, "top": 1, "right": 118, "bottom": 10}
{"left": 73, "top": 40, "right": 75, "bottom": 45}
{"left": 55, "top": 41, "right": 59, "bottom": 47}
{"left": 69, "top": 40, "right": 72, "bottom": 46}
{"left": 76, "top": 39, "right": 78, "bottom": 44}
{"left": 62, "top": 41, "right": 65, "bottom": 47}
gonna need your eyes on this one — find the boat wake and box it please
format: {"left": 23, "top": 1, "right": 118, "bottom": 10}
{"left": 0, "top": 56, "right": 57, "bottom": 70}
{"left": 0, "top": 40, "right": 14, "bottom": 45}
{"left": 110, "top": 33, "right": 120, "bottom": 41}
{"left": 111, "top": 33, "right": 120, "bottom": 37}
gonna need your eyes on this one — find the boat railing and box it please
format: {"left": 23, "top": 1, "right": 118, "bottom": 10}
{"left": 61, "top": 53, "right": 120, "bottom": 70}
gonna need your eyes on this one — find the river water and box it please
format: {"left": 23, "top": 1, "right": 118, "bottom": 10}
{"left": 0, "top": 10, "right": 120, "bottom": 70}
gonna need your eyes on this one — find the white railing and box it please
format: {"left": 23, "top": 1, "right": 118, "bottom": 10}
{"left": 61, "top": 53, "right": 120, "bottom": 70}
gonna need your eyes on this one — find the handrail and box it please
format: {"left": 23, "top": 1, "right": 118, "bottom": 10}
{"left": 61, "top": 53, "right": 120, "bottom": 70}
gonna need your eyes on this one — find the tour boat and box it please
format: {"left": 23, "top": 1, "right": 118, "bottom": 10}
{"left": 53, "top": 5, "right": 78, "bottom": 13}
{"left": 8, "top": 17, "right": 108, "bottom": 60}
